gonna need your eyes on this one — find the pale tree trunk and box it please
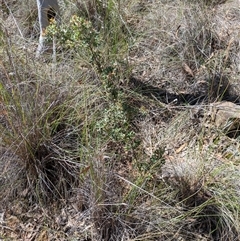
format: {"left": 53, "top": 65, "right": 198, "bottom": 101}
{"left": 36, "top": 0, "right": 60, "bottom": 58}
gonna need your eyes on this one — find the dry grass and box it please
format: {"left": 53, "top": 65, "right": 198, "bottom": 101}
{"left": 1, "top": 0, "right": 240, "bottom": 240}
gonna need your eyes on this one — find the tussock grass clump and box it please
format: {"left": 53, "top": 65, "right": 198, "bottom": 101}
{"left": 168, "top": 171, "right": 240, "bottom": 240}
{"left": 131, "top": 0, "right": 240, "bottom": 104}
{"left": 0, "top": 76, "right": 83, "bottom": 204}
{"left": 179, "top": 5, "right": 236, "bottom": 102}
{"left": 134, "top": 109, "right": 240, "bottom": 240}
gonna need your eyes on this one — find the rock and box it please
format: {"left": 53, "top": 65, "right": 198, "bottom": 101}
{"left": 208, "top": 101, "right": 240, "bottom": 137}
